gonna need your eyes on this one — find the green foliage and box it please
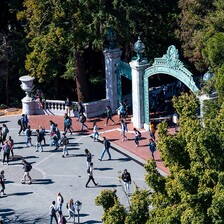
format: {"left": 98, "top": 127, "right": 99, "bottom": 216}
{"left": 178, "top": 0, "right": 224, "bottom": 102}
{"left": 103, "top": 202, "right": 125, "bottom": 224}
{"left": 146, "top": 92, "right": 224, "bottom": 223}
{"left": 125, "top": 189, "right": 150, "bottom": 224}
{"left": 95, "top": 189, "right": 118, "bottom": 211}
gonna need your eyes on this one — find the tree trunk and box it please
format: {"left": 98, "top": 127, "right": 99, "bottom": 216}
{"left": 74, "top": 50, "right": 89, "bottom": 102}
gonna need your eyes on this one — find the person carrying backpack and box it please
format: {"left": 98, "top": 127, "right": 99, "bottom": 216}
{"left": 98, "top": 137, "right": 111, "bottom": 161}
{"left": 49, "top": 200, "right": 58, "bottom": 224}
{"left": 18, "top": 114, "right": 25, "bottom": 135}
{"left": 86, "top": 162, "right": 98, "bottom": 187}
{"left": 133, "top": 128, "right": 141, "bottom": 147}
{"left": 60, "top": 133, "right": 69, "bottom": 158}
{"left": 79, "top": 112, "right": 88, "bottom": 131}
{"left": 66, "top": 198, "right": 75, "bottom": 223}
{"left": 21, "top": 159, "right": 32, "bottom": 184}
{"left": 56, "top": 192, "right": 64, "bottom": 212}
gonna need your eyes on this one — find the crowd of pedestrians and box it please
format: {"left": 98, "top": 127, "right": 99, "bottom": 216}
{"left": 0, "top": 99, "right": 163, "bottom": 223}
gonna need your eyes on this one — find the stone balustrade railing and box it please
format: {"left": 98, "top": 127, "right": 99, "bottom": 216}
{"left": 34, "top": 98, "right": 111, "bottom": 118}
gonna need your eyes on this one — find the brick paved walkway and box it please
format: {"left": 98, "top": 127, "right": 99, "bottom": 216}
{"left": 28, "top": 114, "right": 171, "bottom": 174}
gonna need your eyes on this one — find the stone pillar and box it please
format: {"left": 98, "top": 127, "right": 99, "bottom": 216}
{"left": 19, "top": 75, "right": 35, "bottom": 115}
{"left": 130, "top": 60, "right": 149, "bottom": 128}
{"left": 103, "top": 48, "right": 122, "bottom": 113}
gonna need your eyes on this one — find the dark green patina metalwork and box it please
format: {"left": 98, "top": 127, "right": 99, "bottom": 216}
{"left": 116, "top": 61, "right": 132, "bottom": 103}
{"left": 144, "top": 45, "right": 199, "bottom": 125}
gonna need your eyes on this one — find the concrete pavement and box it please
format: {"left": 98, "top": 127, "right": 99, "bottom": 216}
{"left": 0, "top": 115, "right": 149, "bottom": 223}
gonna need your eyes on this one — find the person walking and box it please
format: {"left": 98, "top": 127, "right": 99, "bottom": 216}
{"left": 56, "top": 192, "right": 64, "bottom": 212}
{"left": 93, "top": 121, "right": 99, "bottom": 141}
{"left": 65, "top": 97, "right": 72, "bottom": 116}
{"left": 148, "top": 138, "right": 156, "bottom": 160}
{"left": 64, "top": 113, "right": 73, "bottom": 135}
{"left": 21, "top": 159, "right": 32, "bottom": 184}
{"left": 39, "top": 126, "right": 46, "bottom": 145}
{"left": 51, "top": 132, "right": 60, "bottom": 150}
{"left": 133, "top": 128, "right": 141, "bottom": 147}
{"left": 121, "top": 169, "right": 132, "bottom": 196}
{"left": 8, "top": 136, "right": 14, "bottom": 160}
{"left": 60, "top": 133, "right": 69, "bottom": 158}
{"left": 2, "top": 140, "right": 10, "bottom": 165}
{"left": 23, "top": 114, "right": 29, "bottom": 130}
{"left": 99, "top": 137, "right": 111, "bottom": 161}
{"left": 66, "top": 198, "right": 75, "bottom": 223}
{"left": 149, "top": 122, "right": 156, "bottom": 140}
{"left": 49, "top": 200, "right": 58, "bottom": 224}
{"left": 86, "top": 162, "right": 98, "bottom": 187}
{"left": 0, "top": 170, "right": 6, "bottom": 197}
{"left": 120, "top": 119, "right": 128, "bottom": 141}
{"left": 25, "top": 125, "right": 32, "bottom": 147}
{"left": 2, "top": 124, "right": 9, "bottom": 142}
{"left": 35, "top": 129, "right": 43, "bottom": 152}
{"left": 85, "top": 149, "right": 92, "bottom": 169}
{"left": 77, "top": 102, "right": 85, "bottom": 121}
{"left": 18, "top": 114, "right": 25, "bottom": 135}
{"left": 79, "top": 112, "right": 88, "bottom": 131}
{"left": 105, "top": 106, "right": 115, "bottom": 126}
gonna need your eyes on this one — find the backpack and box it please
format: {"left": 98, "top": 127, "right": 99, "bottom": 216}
{"left": 63, "top": 137, "right": 69, "bottom": 145}
{"left": 81, "top": 115, "right": 86, "bottom": 123}
{"left": 61, "top": 196, "right": 64, "bottom": 203}
{"left": 18, "top": 119, "right": 22, "bottom": 125}
{"left": 138, "top": 131, "right": 142, "bottom": 138}
{"left": 3, "top": 144, "right": 10, "bottom": 153}
{"left": 27, "top": 163, "right": 32, "bottom": 172}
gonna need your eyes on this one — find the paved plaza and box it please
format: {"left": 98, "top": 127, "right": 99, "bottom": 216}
{"left": 0, "top": 114, "right": 151, "bottom": 223}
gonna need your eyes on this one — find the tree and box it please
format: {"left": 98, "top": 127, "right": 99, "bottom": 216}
{"left": 178, "top": 0, "right": 224, "bottom": 102}
{"left": 17, "top": 0, "right": 180, "bottom": 101}
{"left": 145, "top": 93, "right": 224, "bottom": 223}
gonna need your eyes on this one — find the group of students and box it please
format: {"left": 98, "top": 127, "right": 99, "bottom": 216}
{"left": 49, "top": 193, "right": 77, "bottom": 224}
{"left": 0, "top": 123, "right": 14, "bottom": 165}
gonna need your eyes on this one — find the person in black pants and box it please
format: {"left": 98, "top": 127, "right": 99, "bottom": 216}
{"left": 86, "top": 163, "right": 98, "bottom": 187}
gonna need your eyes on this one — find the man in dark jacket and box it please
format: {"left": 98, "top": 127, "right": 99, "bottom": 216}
{"left": 121, "top": 169, "right": 131, "bottom": 195}
{"left": 98, "top": 137, "right": 111, "bottom": 161}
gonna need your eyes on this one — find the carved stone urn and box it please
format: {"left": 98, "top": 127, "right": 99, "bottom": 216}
{"left": 19, "top": 75, "right": 35, "bottom": 115}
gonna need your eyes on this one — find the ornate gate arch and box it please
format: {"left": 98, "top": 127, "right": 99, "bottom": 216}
{"left": 144, "top": 45, "right": 199, "bottom": 125}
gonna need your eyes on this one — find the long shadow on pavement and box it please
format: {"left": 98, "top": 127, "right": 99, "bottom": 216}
{"left": 94, "top": 167, "right": 113, "bottom": 171}
{"left": 98, "top": 184, "right": 121, "bottom": 188}
{"left": 7, "top": 192, "right": 33, "bottom": 196}
{"left": 32, "top": 179, "right": 54, "bottom": 185}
